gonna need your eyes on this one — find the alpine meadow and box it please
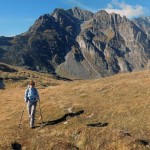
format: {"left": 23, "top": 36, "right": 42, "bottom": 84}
{"left": 1, "top": 2, "right": 150, "bottom": 150}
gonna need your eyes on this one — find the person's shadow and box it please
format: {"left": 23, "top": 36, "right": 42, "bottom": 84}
{"left": 36, "top": 110, "right": 109, "bottom": 129}
{"left": 38, "top": 110, "right": 84, "bottom": 127}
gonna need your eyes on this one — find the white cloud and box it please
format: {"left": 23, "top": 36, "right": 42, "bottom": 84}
{"left": 104, "top": 0, "right": 145, "bottom": 18}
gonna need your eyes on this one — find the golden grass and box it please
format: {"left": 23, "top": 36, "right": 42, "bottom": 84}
{"left": 1, "top": 64, "right": 150, "bottom": 149}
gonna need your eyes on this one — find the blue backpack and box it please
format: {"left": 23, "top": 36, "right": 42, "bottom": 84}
{"left": 27, "top": 87, "right": 38, "bottom": 102}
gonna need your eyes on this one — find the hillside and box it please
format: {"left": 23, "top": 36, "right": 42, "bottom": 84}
{"left": 1, "top": 63, "right": 150, "bottom": 149}
{"left": 1, "top": 7, "right": 150, "bottom": 79}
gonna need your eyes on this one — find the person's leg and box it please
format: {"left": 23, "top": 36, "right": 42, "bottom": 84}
{"left": 27, "top": 101, "right": 32, "bottom": 118}
{"left": 30, "top": 102, "right": 37, "bottom": 127}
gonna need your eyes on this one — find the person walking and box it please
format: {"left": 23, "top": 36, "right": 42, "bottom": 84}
{"left": 24, "top": 80, "right": 40, "bottom": 128}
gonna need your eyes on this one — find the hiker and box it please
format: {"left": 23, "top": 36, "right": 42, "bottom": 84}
{"left": 24, "top": 80, "right": 40, "bottom": 128}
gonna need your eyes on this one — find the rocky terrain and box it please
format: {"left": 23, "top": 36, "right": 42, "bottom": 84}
{"left": 0, "top": 79, "right": 4, "bottom": 89}
{"left": 132, "top": 16, "right": 150, "bottom": 39}
{"left": 0, "top": 7, "right": 150, "bottom": 79}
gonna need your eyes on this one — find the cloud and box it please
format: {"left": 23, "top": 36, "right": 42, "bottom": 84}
{"left": 104, "top": 0, "right": 145, "bottom": 18}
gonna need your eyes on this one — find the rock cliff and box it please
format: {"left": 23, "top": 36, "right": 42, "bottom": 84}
{"left": 0, "top": 8, "right": 150, "bottom": 79}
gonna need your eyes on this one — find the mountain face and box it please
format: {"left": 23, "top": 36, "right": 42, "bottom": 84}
{"left": 132, "top": 16, "right": 150, "bottom": 39}
{"left": 0, "top": 7, "right": 150, "bottom": 79}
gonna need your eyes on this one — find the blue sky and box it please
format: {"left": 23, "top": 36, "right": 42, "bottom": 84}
{"left": 0, "top": 0, "right": 149, "bottom": 37}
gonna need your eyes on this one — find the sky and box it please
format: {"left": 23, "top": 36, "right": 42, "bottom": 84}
{"left": 0, "top": 0, "right": 150, "bottom": 37}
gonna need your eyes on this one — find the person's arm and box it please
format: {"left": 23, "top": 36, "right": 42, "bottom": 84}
{"left": 35, "top": 88, "right": 40, "bottom": 101}
{"left": 24, "top": 89, "right": 29, "bottom": 102}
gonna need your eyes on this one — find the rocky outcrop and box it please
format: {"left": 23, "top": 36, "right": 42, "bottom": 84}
{"left": 0, "top": 64, "right": 17, "bottom": 72}
{"left": 132, "top": 16, "right": 150, "bottom": 39}
{"left": 67, "top": 7, "right": 93, "bottom": 21}
{"left": 0, "top": 8, "right": 150, "bottom": 79}
{"left": 0, "top": 78, "right": 5, "bottom": 89}
{"left": 56, "top": 10, "right": 150, "bottom": 78}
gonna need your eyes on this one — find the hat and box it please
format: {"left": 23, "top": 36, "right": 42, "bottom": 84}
{"left": 29, "top": 80, "right": 35, "bottom": 85}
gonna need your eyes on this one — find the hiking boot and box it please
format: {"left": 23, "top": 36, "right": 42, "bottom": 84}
{"left": 30, "top": 125, "right": 34, "bottom": 129}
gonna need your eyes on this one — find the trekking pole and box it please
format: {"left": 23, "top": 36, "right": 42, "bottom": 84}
{"left": 38, "top": 101, "right": 44, "bottom": 125}
{"left": 18, "top": 107, "right": 25, "bottom": 128}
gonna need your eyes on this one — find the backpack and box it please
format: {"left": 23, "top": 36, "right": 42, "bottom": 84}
{"left": 27, "top": 87, "right": 37, "bottom": 102}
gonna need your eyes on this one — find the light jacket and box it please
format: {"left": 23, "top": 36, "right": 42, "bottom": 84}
{"left": 24, "top": 87, "right": 39, "bottom": 103}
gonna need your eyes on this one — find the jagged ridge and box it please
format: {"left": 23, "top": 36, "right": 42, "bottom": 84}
{"left": 0, "top": 7, "right": 150, "bottom": 79}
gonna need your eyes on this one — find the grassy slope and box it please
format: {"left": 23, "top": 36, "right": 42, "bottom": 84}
{"left": 1, "top": 64, "right": 150, "bottom": 149}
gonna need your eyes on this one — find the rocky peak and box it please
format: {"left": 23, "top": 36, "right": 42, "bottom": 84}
{"left": 132, "top": 16, "right": 150, "bottom": 39}
{"left": 53, "top": 8, "right": 66, "bottom": 14}
{"left": 81, "top": 10, "right": 124, "bottom": 41}
{"left": 28, "top": 14, "right": 56, "bottom": 32}
{"left": 110, "top": 13, "right": 123, "bottom": 25}
{"left": 51, "top": 8, "right": 81, "bottom": 38}
{"left": 134, "top": 16, "right": 150, "bottom": 22}
{"left": 91, "top": 10, "right": 113, "bottom": 30}
{"left": 67, "top": 7, "right": 93, "bottom": 21}
{"left": 52, "top": 8, "right": 73, "bottom": 20}
{"left": 94, "top": 10, "right": 109, "bottom": 17}
{"left": 52, "top": 8, "right": 78, "bottom": 26}
{"left": 1, "top": 7, "right": 150, "bottom": 79}
{"left": 93, "top": 10, "right": 124, "bottom": 27}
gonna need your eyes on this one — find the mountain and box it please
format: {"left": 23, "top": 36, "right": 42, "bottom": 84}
{"left": 0, "top": 7, "right": 150, "bottom": 79}
{"left": 67, "top": 7, "right": 94, "bottom": 21}
{"left": 132, "top": 16, "right": 150, "bottom": 39}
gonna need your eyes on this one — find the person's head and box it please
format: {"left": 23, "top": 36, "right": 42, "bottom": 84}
{"left": 29, "top": 80, "right": 35, "bottom": 88}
